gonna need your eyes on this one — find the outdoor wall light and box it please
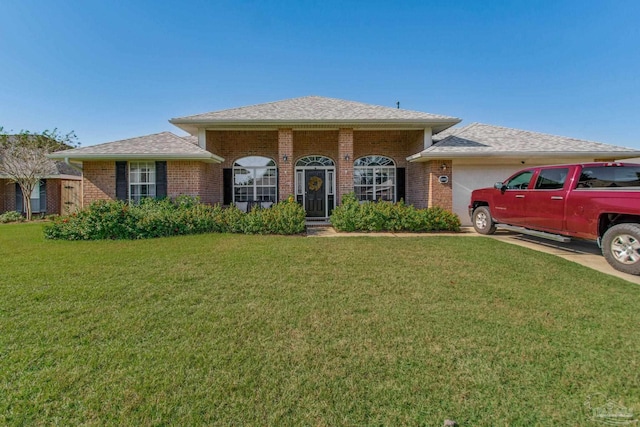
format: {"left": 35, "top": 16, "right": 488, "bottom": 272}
{"left": 283, "top": 154, "right": 288, "bottom": 162}
{"left": 344, "top": 154, "right": 350, "bottom": 161}
{"left": 440, "top": 163, "right": 447, "bottom": 171}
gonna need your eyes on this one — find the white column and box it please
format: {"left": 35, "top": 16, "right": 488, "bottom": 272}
{"left": 198, "top": 128, "right": 207, "bottom": 149}
{"left": 423, "top": 127, "right": 433, "bottom": 149}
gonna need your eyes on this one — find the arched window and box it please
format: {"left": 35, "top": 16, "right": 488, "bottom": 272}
{"left": 296, "top": 155, "right": 335, "bottom": 167}
{"left": 354, "top": 156, "right": 396, "bottom": 202}
{"left": 233, "top": 156, "right": 277, "bottom": 202}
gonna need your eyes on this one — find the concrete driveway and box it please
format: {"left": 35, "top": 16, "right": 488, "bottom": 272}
{"left": 484, "top": 229, "right": 640, "bottom": 285}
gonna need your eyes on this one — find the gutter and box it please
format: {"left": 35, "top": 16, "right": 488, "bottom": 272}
{"left": 407, "top": 151, "right": 640, "bottom": 162}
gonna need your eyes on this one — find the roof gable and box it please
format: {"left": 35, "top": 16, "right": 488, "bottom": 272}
{"left": 409, "top": 123, "right": 640, "bottom": 160}
{"left": 48, "top": 132, "right": 223, "bottom": 163}
{"left": 169, "top": 96, "right": 461, "bottom": 133}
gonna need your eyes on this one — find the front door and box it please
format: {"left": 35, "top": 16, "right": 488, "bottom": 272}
{"left": 305, "top": 170, "right": 326, "bottom": 217}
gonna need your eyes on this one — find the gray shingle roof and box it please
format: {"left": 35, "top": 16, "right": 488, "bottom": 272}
{"left": 410, "top": 123, "right": 640, "bottom": 160}
{"left": 170, "top": 96, "right": 461, "bottom": 133}
{"left": 48, "top": 132, "right": 223, "bottom": 163}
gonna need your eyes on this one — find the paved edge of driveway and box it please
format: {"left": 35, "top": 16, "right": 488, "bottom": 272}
{"left": 306, "top": 226, "right": 640, "bottom": 285}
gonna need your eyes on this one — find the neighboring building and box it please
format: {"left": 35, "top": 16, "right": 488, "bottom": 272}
{"left": 1, "top": 157, "right": 82, "bottom": 216}
{"left": 49, "top": 96, "right": 640, "bottom": 225}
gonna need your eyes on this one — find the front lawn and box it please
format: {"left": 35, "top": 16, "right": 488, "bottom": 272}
{"left": 1, "top": 223, "right": 638, "bottom": 425}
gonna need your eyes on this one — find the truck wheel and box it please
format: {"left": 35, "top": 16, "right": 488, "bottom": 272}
{"left": 472, "top": 206, "right": 497, "bottom": 235}
{"left": 602, "top": 223, "right": 640, "bottom": 275}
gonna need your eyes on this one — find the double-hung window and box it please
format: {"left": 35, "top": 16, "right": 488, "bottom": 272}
{"left": 129, "top": 161, "right": 156, "bottom": 202}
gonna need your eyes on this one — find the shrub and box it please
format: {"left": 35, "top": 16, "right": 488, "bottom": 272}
{"left": 330, "top": 193, "right": 460, "bottom": 233}
{"left": 0, "top": 211, "right": 25, "bottom": 223}
{"left": 44, "top": 197, "right": 306, "bottom": 240}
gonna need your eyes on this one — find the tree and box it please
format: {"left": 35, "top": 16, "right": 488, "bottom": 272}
{"left": 0, "top": 128, "right": 78, "bottom": 220}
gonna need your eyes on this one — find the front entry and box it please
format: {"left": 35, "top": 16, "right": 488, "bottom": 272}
{"left": 305, "top": 170, "right": 326, "bottom": 217}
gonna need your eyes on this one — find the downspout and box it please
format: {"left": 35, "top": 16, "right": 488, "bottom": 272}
{"left": 64, "top": 157, "right": 83, "bottom": 172}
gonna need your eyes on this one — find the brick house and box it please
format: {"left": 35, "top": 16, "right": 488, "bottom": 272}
{"left": 49, "top": 96, "right": 640, "bottom": 224}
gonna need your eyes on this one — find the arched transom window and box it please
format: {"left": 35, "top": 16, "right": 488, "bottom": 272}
{"left": 354, "top": 155, "right": 396, "bottom": 202}
{"left": 233, "top": 156, "right": 277, "bottom": 202}
{"left": 296, "top": 155, "right": 335, "bottom": 167}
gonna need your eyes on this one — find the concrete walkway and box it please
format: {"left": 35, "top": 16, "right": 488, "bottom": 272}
{"left": 307, "top": 226, "right": 640, "bottom": 285}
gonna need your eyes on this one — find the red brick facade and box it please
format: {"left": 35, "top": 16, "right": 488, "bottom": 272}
{"left": 427, "top": 160, "right": 453, "bottom": 211}
{"left": 0, "top": 178, "right": 72, "bottom": 215}
{"left": 76, "top": 129, "right": 454, "bottom": 216}
{"left": 83, "top": 161, "right": 117, "bottom": 206}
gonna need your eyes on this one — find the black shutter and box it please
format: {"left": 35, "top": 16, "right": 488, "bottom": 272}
{"left": 156, "top": 161, "right": 167, "bottom": 198}
{"left": 223, "top": 168, "right": 233, "bottom": 205}
{"left": 396, "top": 167, "right": 406, "bottom": 202}
{"left": 39, "top": 180, "right": 47, "bottom": 213}
{"left": 115, "top": 161, "right": 127, "bottom": 201}
{"left": 15, "top": 183, "right": 23, "bottom": 213}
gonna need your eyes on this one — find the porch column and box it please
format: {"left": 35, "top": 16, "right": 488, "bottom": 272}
{"left": 278, "top": 128, "right": 294, "bottom": 201}
{"left": 427, "top": 160, "right": 452, "bottom": 210}
{"left": 338, "top": 128, "right": 354, "bottom": 204}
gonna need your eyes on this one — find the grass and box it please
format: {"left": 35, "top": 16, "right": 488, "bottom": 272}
{"left": 1, "top": 222, "right": 639, "bottom": 426}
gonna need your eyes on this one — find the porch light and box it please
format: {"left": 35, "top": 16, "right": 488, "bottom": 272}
{"left": 283, "top": 154, "right": 288, "bottom": 162}
{"left": 344, "top": 154, "right": 350, "bottom": 161}
{"left": 441, "top": 163, "right": 447, "bottom": 171}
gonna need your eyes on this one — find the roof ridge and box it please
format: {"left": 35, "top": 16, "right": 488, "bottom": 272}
{"left": 468, "top": 122, "right": 608, "bottom": 145}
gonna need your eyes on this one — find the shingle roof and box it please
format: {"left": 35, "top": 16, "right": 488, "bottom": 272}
{"left": 48, "top": 132, "right": 223, "bottom": 163}
{"left": 409, "top": 123, "right": 640, "bottom": 160}
{"left": 170, "top": 96, "right": 461, "bottom": 133}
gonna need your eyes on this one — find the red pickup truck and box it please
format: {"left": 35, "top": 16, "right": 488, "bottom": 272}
{"left": 469, "top": 162, "right": 640, "bottom": 275}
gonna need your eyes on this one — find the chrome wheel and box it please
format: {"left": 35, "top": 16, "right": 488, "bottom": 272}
{"left": 610, "top": 234, "right": 640, "bottom": 265}
{"left": 475, "top": 212, "right": 488, "bottom": 230}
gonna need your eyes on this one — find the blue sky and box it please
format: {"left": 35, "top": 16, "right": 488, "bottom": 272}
{"left": 1, "top": 0, "right": 639, "bottom": 148}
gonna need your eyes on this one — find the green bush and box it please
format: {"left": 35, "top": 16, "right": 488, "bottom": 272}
{"left": 0, "top": 211, "right": 25, "bottom": 223}
{"left": 44, "top": 197, "right": 306, "bottom": 240}
{"left": 330, "top": 193, "right": 460, "bottom": 233}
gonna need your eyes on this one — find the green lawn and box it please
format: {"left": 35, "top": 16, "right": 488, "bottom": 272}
{"left": 1, "top": 223, "right": 639, "bottom": 426}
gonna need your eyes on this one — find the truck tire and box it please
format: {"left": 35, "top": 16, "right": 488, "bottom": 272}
{"left": 602, "top": 223, "right": 640, "bottom": 275}
{"left": 472, "top": 206, "right": 497, "bottom": 235}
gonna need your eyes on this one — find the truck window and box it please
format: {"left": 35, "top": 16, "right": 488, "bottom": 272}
{"left": 505, "top": 171, "right": 533, "bottom": 190}
{"left": 534, "top": 168, "right": 569, "bottom": 190}
{"left": 578, "top": 166, "right": 640, "bottom": 188}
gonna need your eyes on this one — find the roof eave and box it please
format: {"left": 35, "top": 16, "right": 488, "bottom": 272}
{"left": 407, "top": 151, "right": 640, "bottom": 162}
{"left": 47, "top": 153, "right": 225, "bottom": 164}
{"left": 170, "top": 118, "right": 461, "bottom": 134}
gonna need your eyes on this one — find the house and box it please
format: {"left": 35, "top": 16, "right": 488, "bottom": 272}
{"left": 1, "top": 154, "right": 82, "bottom": 216}
{"left": 48, "top": 96, "right": 640, "bottom": 225}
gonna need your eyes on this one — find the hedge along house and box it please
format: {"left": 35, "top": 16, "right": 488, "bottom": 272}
{"left": 49, "top": 96, "right": 640, "bottom": 223}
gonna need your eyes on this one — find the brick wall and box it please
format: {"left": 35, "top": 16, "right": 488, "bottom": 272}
{"left": 206, "top": 130, "right": 279, "bottom": 203}
{"left": 0, "top": 179, "right": 6, "bottom": 212}
{"left": 203, "top": 128, "right": 432, "bottom": 207}
{"left": 46, "top": 179, "right": 61, "bottom": 214}
{"left": 3, "top": 180, "right": 17, "bottom": 212}
{"left": 427, "top": 160, "right": 452, "bottom": 210}
{"left": 338, "top": 128, "right": 354, "bottom": 203}
{"left": 167, "top": 161, "right": 208, "bottom": 201}
{"left": 83, "top": 161, "right": 117, "bottom": 206}
{"left": 278, "top": 129, "right": 294, "bottom": 201}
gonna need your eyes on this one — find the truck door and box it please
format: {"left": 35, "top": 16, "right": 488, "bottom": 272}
{"left": 525, "top": 167, "right": 570, "bottom": 231}
{"left": 494, "top": 170, "right": 534, "bottom": 225}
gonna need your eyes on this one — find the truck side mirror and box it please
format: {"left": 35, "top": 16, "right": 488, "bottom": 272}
{"left": 494, "top": 182, "right": 507, "bottom": 193}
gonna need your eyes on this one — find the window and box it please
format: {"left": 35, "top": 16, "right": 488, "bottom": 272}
{"left": 354, "top": 156, "right": 396, "bottom": 201}
{"left": 30, "top": 181, "right": 41, "bottom": 213}
{"left": 129, "top": 161, "right": 156, "bottom": 202}
{"left": 578, "top": 165, "right": 640, "bottom": 188}
{"left": 505, "top": 171, "right": 533, "bottom": 190}
{"left": 233, "top": 156, "right": 277, "bottom": 202}
{"left": 534, "top": 168, "right": 569, "bottom": 190}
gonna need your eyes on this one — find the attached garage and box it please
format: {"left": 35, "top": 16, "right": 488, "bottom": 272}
{"left": 409, "top": 123, "right": 640, "bottom": 225}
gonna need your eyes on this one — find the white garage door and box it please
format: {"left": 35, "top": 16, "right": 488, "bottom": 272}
{"left": 452, "top": 164, "right": 524, "bottom": 226}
